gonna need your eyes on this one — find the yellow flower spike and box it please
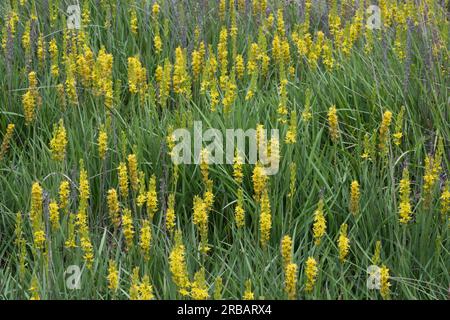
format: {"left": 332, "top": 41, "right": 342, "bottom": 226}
{"left": 98, "top": 125, "right": 108, "bottom": 160}
{"left": 338, "top": 223, "right": 350, "bottom": 263}
{"left": 284, "top": 263, "right": 298, "bottom": 300}
{"left": 233, "top": 149, "right": 244, "bottom": 185}
{"left": 304, "top": 257, "right": 318, "bottom": 293}
{"left": 440, "top": 181, "right": 450, "bottom": 221}
{"left": 30, "top": 182, "right": 45, "bottom": 250}
{"left": 146, "top": 175, "right": 158, "bottom": 220}
{"left": 243, "top": 279, "right": 254, "bottom": 300}
{"left": 136, "top": 171, "right": 146, "bottom": 208}
{"left": 122, "top": 208, "right": 135, "bottom": 250}
{"left": 49, "top": 200, "right": 60, "bottom": 231}
{"left": 129, "top": 267, "right": 140, "bottom": 300}
{"left": 92, "top": 47, "right": 114, "bottom": 108}
{"left": 0, "top": 123, "right": 15, "bottom": 161}
{"left": 107, "top": 259, "right": 119, "bottom": 293}
{"left": 312, "top": 199, "right": 326, "bottom": 246}
{"left": 252, "top": 162, "right": 267, "bottom": 202}
{"left": 193, "top": 195, "right": 209, "bottom": 254}
{"left": 372, "top": 240, "right": 382, "bottom": 265}
{"left": 327, "top": 105, "right": 339, "bottom": 143}
{"left": 127, "top": 56, "right": 148, "bottom": 100}
{"left": 378, "top": 110, "right": 392, "bottom": 155}
{"left": 106, "top": 189, "right": 121, "bottom": 228}
{"left": 379, "top": 265, "right": 391, "bottom": 300}
{"left": 349, "top": 180, "right": 360, "bottom": 216}
{"left": 393, "top": 106, "right": 405, "bottom": 146}
{"left": 169, "top": 230, "right": 191, "bottom": 296}
{"left": 65, "top": 213, "right": 77, "bottom": 249}
{"left": 153, "top": 34, "right": 162, "bottom": 55}
{"left": 285, "top": 110, "right": 297, "bottom": 144}
{"left": 234, "top": 187, "right": 245, "bottom": 228}
{"left": 281, "top": 235, "right": 293, "bottom": 267}
{"left": 127, "top": 154, "right": 139, "bottom": 192}
{"left": 166, "top": 193, "right": 176, "bottom": 234}
{"left": 191, "top": 268, "right": 209, "bottom": 300}
{"left": 235, "top": 54, "right": 244, "bottom": 79}
{"left": 118, "top": 162, "right": 129, "bottom": 199}
{"left": 29, "top": 274, "right": 41, "bottom": 300}
{"left": 214, "top": 277, "right": 223, "bottom": 300}
{"left": 399, "top": 167, "right": 413, "bottom": 224}
{"left": 130, "top": 8, "right": 138, "bottom": 35}
{"left": 139, "top": 275, "right": 154, "bottom": 300}
{"left": 139, "top": 219, "right": 152, "bottom": 261}
{"left": 49, "top": 119, "right": 68, "bottom": 162}
{"left": 259, "top": 190, "right": 272, "bottom": 248}
{"left": 80, "top": 235, "right": 94, "bottom": 269}
{"left": 200, "top": 148, "right": 210, "bottom": 184}
{"left": 173, "top": 47, "right": 191, "bottom": 98}
{"left": 23, "top": 71, "right": 41, "bottom": 125}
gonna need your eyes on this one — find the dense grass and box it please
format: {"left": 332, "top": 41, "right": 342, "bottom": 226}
{"left": 0, "top": 0, "right": 448, "bottom": 300}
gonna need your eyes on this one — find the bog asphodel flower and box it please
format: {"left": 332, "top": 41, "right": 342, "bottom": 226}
{"left": 49, "top": 119, "right": 68, "bottom": 162}
{"left": 281, "top": 235, "right": 293, "bottom": 267}
{"left": 312, "top": 199, "right": 326, "bottom": 246}
{"left": 379, "top": 265, "right": 391, "bottom": 300}
{"left": 136, "top": 171, "right": 146, "bottom": 208}
{"left": 305, "top": 256, "right": 318, "bottom": 293}
{"left": 166, "top": 193, "right": 176, "bottom": 233}
{"left": 233, "top": 150, "right": 244, "bottom": 185}
{"left": 30, "top": 182, "right": 45, "bottom": 250}
{"left": 0, "top": 123, "right": 15, "bottom": 161}
{"left": 146, "top": 175, "right": 158, "bottom": 219}
{"left": 285, "top": 110, "right": 297, "bottom": 144}
{"left": 235, "top": 54, "right": 244, "bottom": 79}
{"left": 235, "top": 188, "right": 245, "bottom": 228}
{"left": 378, "top": 110, "right": 392, "bottom": 155}
{"left": 139, "top": 275, "right": 154, "bottom": 300}
{"left": 259, "top": 190, "right": 272, "bottom": 247}
{"left": 440, "top": 181, "right": 449, "bottom": 221}
{"left": 122, "top": 208, "right": 135, "bottom": 250}
{"left": 49, "top": 200, "right": 60, "bottom": 231}
{"left": 118, "top": 162, "right": 129, "bottom": 199}
{"left": 243, "top": 279, "right": 254, "bottom": 300}
{"left": 139, "top": 219, "right": 152, "bottom": 261}
{"left": 23, "top": 71, "right": 41, "bottom": 125}
{"left": 338, "top": 223, "right": 350, "bottom": 263}
{"left": 423, "top": 153, "right": 441, "bottom": 209}
{"left": 98, "top": 125, "right": 108, "bottom": 160}
{"left": 173, "top": 47, "right": 191, "bottom": 98}
{"left": 191, "top": 268, "right": 209, "bottom": 300}
{"left": 284, "top": 262, "right": 298, "bottom": 300}
{"left": 169, "top": 230, "right": 191, "bottom": 296}
{"left": 127, "top": 154, "right": 139, "bottom": 192}
{"left": 107, "top": 259, "right": 119, "bottom": 292}
{"left": 107, "top": 189, "right": 121, "bottom": 228}
{"left": 29, "top": 275, "right": 40, "bottom": 300}
{"left": 80, "top": 235, "right": 94, "bottom": 269}
{"left": 327, "top": 105, "right": 339, "bottom": 143}
{"left": 372, "top": 240, "right": 382, "bottom": 265}
{"left": 399, "top": 167, "right": 412, "bottom": 224}
{"left": 349, "top": 180, "right": 360, "bottom": 216}
{"left": 252, "top": 162, "right": 267, "bottom": 202}
{"left": 127, "top": 56, "right": 148, "bottom": 99}
{"left": 193, "top": 195, "right": 209, "bottom": 253}
{"left": 393, "top": 106, "right": 405, "bottom": 146}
